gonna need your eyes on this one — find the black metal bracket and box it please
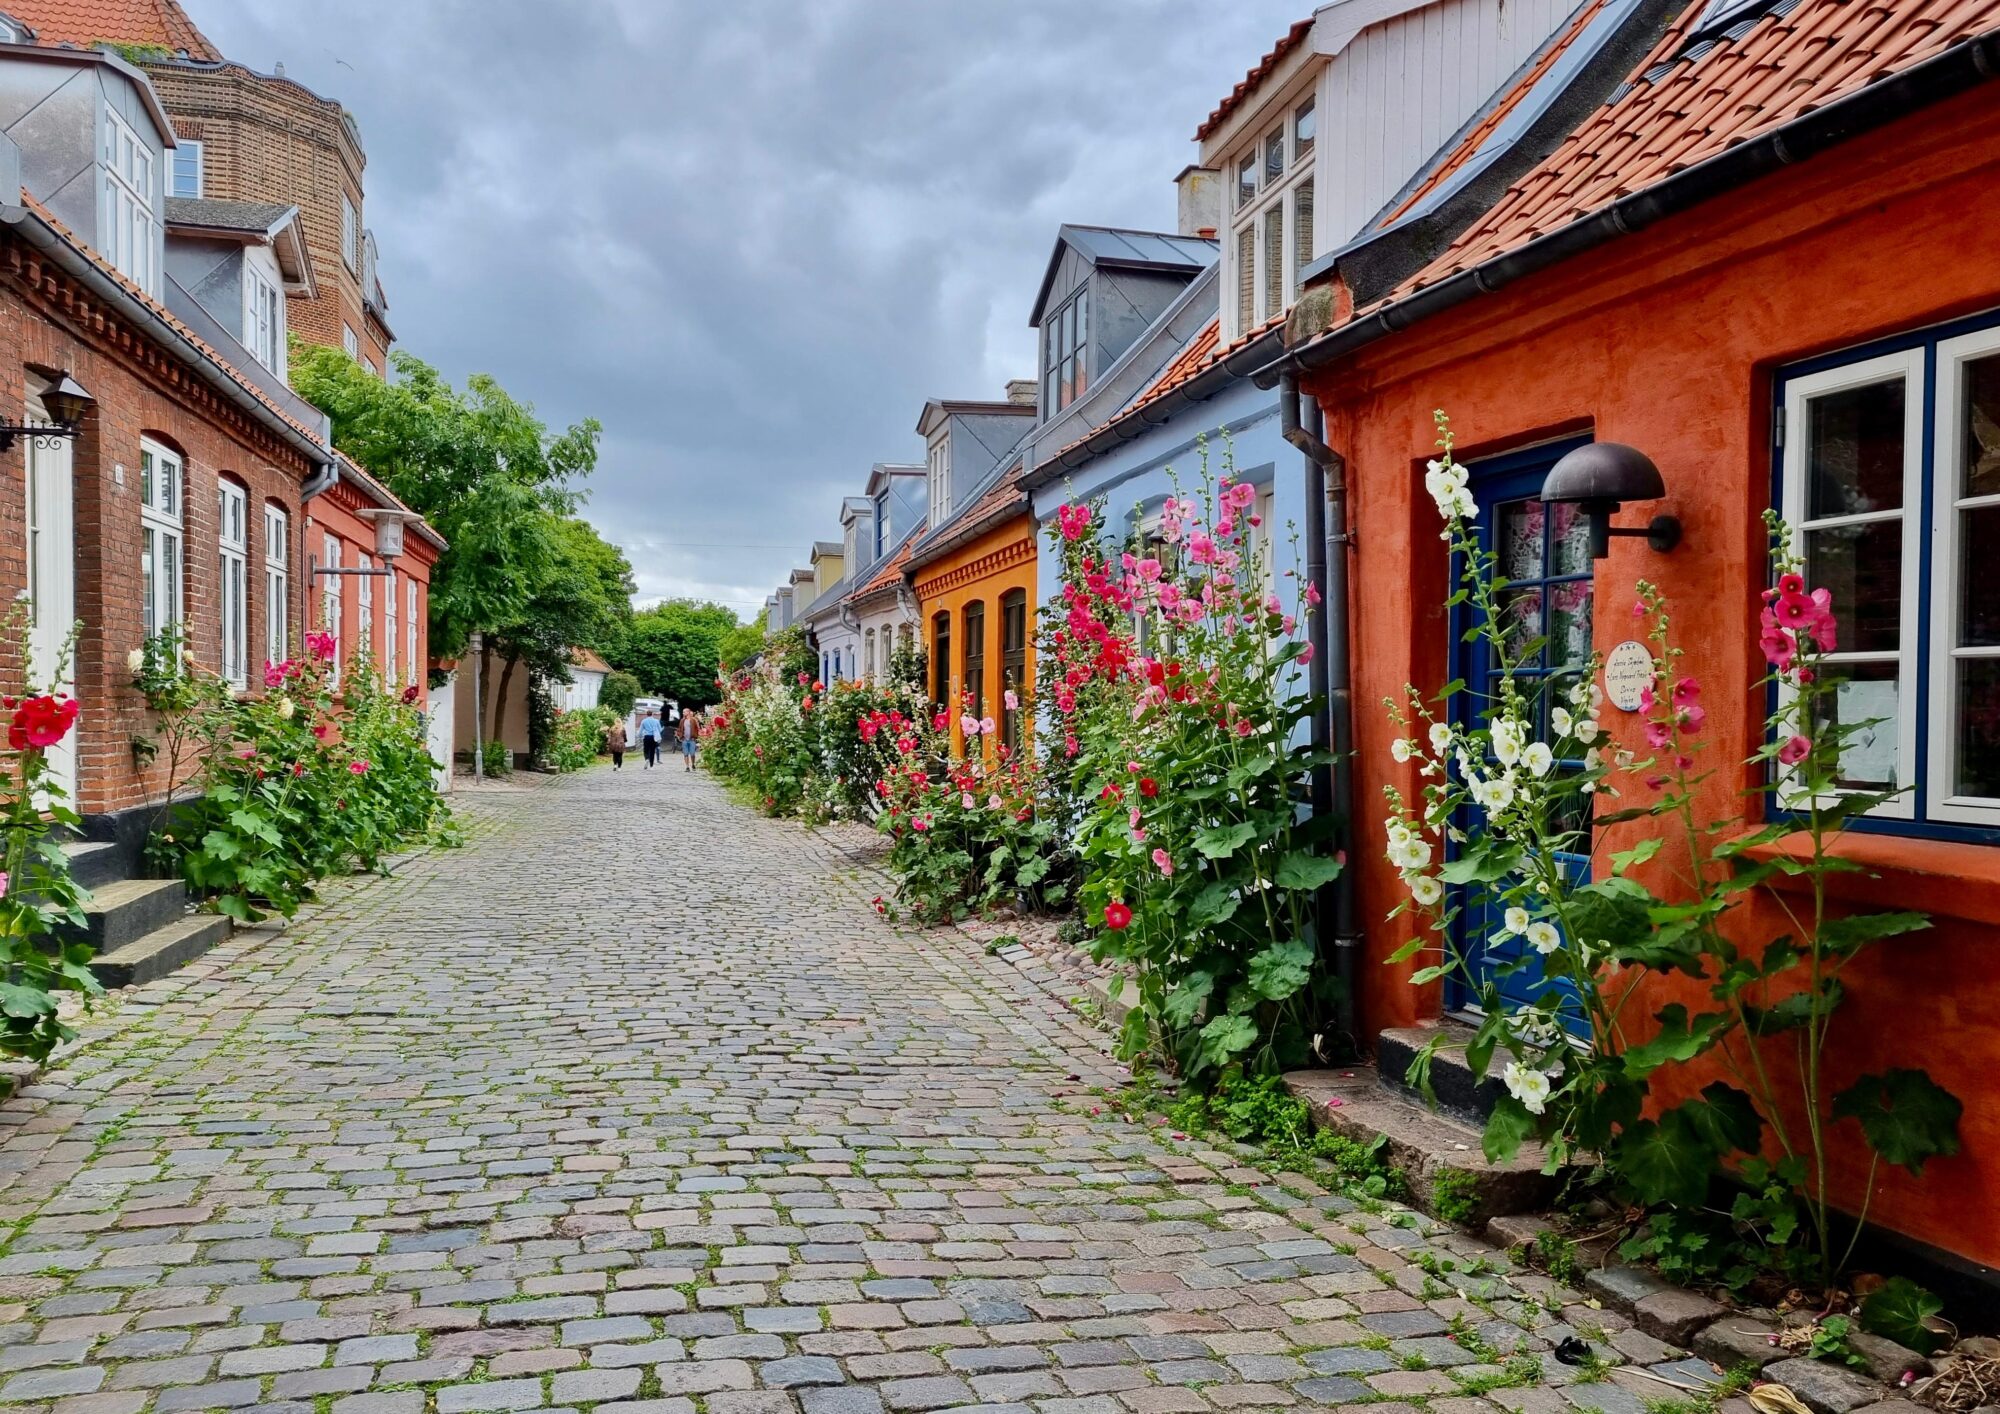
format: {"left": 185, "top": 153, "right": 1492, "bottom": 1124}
{"left": 0, "top": 423, "right": 79, "bottom": 454}
{"left": 1602, "top": 514, "right": 1683, "bottom": 555}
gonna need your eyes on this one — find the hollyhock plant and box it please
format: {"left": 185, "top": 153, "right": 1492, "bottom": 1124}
{"left": 1382, "top": 414, "right": 1959, "bottom": 1295}
{"left": 1045, "top": 439, "right": 1341, "bottom": 1083}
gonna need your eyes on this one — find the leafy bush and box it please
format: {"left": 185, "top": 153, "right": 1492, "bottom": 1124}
{"left": 148, "top": 635, "right": 450, "bottom": 922}
{"left": 813, "top": 676, "right": 927, "bottom": 820}
{"left": 480, "top": 738, "right": 512, "bottom": 777}
{"left": 1045, "top": 451, "right": 1340, "bottom": 1083}
{"left": 600, "top": 671, "right": 639, "bottom": 718}
{"left": 706, "top": 672, "right": 814, "bottom": 815}
{"left": 545, "top": 705, "right": 614, "bottom": 772}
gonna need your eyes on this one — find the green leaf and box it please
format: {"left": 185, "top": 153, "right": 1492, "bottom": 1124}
{"left": 1247, "top": 939, "right": 1315, "bottom": 1001}
{"left": 1622, "top": 1004, "right": 1728, "bottom": 1078}
{"left": 1857, "top": 1277, "right": 1946, "bottom": 1355}
{"left": 1744, "top": 978, "right": 1843, "bottom": 1034}
{"left": 0, "top": 983, "right": 57, "bottom": 1020}
{"left": 1274, "top": 852, "right": 1344, "bottom": 892}
{"left": 1197, "top": 1012, "right": 1258, "bottom": 1066}
{"left": 1565, "top": 876, "right": 1656, "bottom": 953}
{"left": 1610, "top": 838, "right": 1664, "bottom": 875}
{"left": 1673, "top": 1083, "right": 1762, "bottom": 1158}
{"left": 1609, "top": 1113, "right": 1713, "bottom": 1208}
{"left": 1439, "top": 845, "right": 1523, "bottom": 886}
{"left": 1832, "top": 1069, "right": 1963, "bottom": 1175}
{"left": 1192, "top": 823, "right": 1258, "bottom": 860}
{"left": 1818, "top": 911, "right": 1930, "bottom": 958}
{"left": 201, "top": 829, "right": 242, "bottom": 862}
{"left": 1188, "top": 883, "right": 1241, "bottom": 929}
{"left": 1482, "top": 1095, "right": 1537, "bottom": 1164}
{"left": 1162, "top": 974, "right": 1213, "bottom": 1027}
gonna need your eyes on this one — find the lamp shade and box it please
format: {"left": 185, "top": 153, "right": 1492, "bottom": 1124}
{"left": 40, "top": 374, "right": 93, "bottom": 430}
{"left": 1539, "top": 442, "right": 1664, "bottom": 505}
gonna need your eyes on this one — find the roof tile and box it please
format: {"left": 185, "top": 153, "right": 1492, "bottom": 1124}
{"left": 3, "top": 0, "right": 219, "bottom": 59}
{"left": 1196, "top": 17, "right": 1315, "bottom": 142}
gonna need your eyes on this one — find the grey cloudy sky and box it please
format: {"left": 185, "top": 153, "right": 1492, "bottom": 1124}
{"left": 194, "top": 1, "right": 1302, "bottom": 619}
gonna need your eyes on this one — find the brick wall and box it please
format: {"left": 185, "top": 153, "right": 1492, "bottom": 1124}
{"left": 142, "top": 61, "right": 374, "bottom": 362}
{"left": 0, "top": 233, "right": 315, "bottom": 821}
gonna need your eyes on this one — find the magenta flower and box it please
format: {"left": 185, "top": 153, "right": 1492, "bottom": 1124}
{"left": 1672, "top": 676, "right": 1701, "bottom": 706}
{"left": 349, "top": 759, "right": 370, "bottom": 774}
{"left": 1778, "top": 734, "right": 1812, "bottom": 765}
{"left": 1152, "top": 848, "right": 1175, "bottom": 878}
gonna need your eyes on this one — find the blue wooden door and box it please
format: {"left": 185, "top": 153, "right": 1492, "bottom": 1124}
{"left": 1445, "top": 441, "right": 1596, "bottom": 1030}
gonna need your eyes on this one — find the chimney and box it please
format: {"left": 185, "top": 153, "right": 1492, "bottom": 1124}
{"left": 1005, "top": 378, "right": 1038, "bottom": 407}
{"left": 1176, "top": 164, "right": 1221, "bottom": 238}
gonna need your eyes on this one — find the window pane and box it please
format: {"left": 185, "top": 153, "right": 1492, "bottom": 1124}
{"left": 1809, "top": 661, "right": 1900, "bottom": 791}
{"left": 1263, "top": 206, "right": 1284, "bottom": 318}
{"left": 1236, "top": 228, "right": 1255, "bottom": 332}
{"left": 1498, "top": 586, "right": 1543, "bottom": 665}
{"left": 1804, "top": 519, "right": 1901, "bottom": 654}
{"left": 1955, "top": 657, "right": 2000, "bottom": 797}
{"left": 1552, "top": 501, "right": 1592, "bottom": 576}
{"left": 1550, "top": 580, "right": 1593, "bottom": 667}
{"left": 1264, "top": 127, "right": 1284, "bottom": 184}
{"left": 1236, "top": 152, "right": 1256, "bottom": 208}
{"left": 1294, "top": 98, "right": 1315, "bottom": 161}
{"left": 1806, "top": 377, "right": 1905, "bottom": 518}
{"left": 1073, "top": 295, "right": 1088, "bottom": 397}
{"left": 1293, "top": 181, "right": 1314, "bottom": 295}
{"left": 1962, "top": 503, "right": 2000, "bottom": 647}
{"left": 1960, "top": 352, "right": 2000, "bottom": 498}
{"left": 1498, "top": 499, "right": 1543, "bottom": 581}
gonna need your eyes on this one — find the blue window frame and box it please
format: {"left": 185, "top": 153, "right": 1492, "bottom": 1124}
{"left": 1773, "top": 307, "right": 2000, "bottom": 844}
{"left": 1446, "top": 438, "right": 1596, "bottom": 1031}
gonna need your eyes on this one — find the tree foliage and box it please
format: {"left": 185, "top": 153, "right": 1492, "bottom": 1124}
{"left": 613, "top": 599, "right": 743, "bottom": 706}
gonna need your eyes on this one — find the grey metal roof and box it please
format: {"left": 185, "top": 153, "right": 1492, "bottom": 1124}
{"left": 1030, "top": 225, "right": 1218, "bottom": 328}
{"left": 164, "top": 197, "right": 297, "bottom": 237}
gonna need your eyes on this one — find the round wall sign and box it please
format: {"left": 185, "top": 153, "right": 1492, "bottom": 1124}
{"left": 1603, "top": 639, "right": 1655, "bottom": 713}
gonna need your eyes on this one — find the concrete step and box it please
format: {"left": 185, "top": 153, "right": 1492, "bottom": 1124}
{"left": 59, "top": 840, "right": 126, "bottom": 891}
{"left": 60, "top": 878, "right": 189, "bottom": 953}
{"left": 88, "top": 914, "right": 231, "bottom": 989}
{"left": 1283, "top": 1065, "right": 1578, "bottom": 1227}
{"left": 1377, "top": 1023, "right": 1503, "bottom": 1125}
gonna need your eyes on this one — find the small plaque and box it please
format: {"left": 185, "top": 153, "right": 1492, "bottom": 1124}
{"left": 1603, "top": 640, "right": 1654, "bottom": 712}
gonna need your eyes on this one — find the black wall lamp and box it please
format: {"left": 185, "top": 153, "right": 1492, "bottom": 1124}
{"left": 1540, "top": 442, "right": 1682, "bottom": 559}
{"left": 0, "top": 375, "right": 93, "bottom": 454}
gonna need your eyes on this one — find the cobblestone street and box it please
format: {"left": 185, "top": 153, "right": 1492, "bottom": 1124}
{"left": 0, "top": 766, "right": 1673, "bottom": 1414}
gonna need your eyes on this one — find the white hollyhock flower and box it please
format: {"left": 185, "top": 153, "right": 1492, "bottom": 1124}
{"left": 1391, "top": 738, "right": 1413, "bottom": 763}
{"left": 1523, "top": 742, "right": 1555, "bottom": 776}
{"left": 1576, "top": 718, "right": 1599, "bottom": 741}
{"left": 1551, "top": 706, "right": 1573, "bottom": 736}
{"left": 278, "top": 698, "right": 296, "bottom": 720}
{"left": 1526, "top": 921, "right": 1561, "bottom": 954}
{"left": 1473, "top": 777, "right": 1516, "bottom": 811}
{"left": 1408, "top": 874, "right": 1443, "bottom": 906}
{"left": 1502, "top": 906, "right": 1530, "bottom": 935}
{"left": 1569, "top": 680, "right": 1594, "bottom": 708}
{"left": 1491, "top": 720, "right": 1523, "bottom": 765}
{"left": 1503, "top": 1060, "right": 1551, "bottom": 1115}
{"left": 126, "top": 648, "right": 145, "bottom": 674}
{"left": 1428, "top": 722, "right": 1453, "bottom": 752}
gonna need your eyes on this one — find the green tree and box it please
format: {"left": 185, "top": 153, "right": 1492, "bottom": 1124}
{"left": 718, "top": 609, "right": 767, "bottom": 671}
{"left": 600, "top": 671, "right": 640, "bottom": 718}
{"left": 614, "top": 599, "right": 742, "bottom": 707}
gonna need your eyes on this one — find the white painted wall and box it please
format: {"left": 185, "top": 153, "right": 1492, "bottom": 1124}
{"left": 427, "top": 675, "right": 455, "bottom": 793}
{"left": 556, "top": 668, "right": 606, "bottom": 712}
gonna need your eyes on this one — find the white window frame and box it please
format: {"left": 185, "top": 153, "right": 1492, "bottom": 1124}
{"left": 140, "top": 439, "right": 184, "bottom": 645}
{"left": 321, "top": 531, "right": 342, "bottom": 685}
{"left": 405, "top": 577, "right": 419, "bottom": 687}
{"left": 170, "top": 138, "right": 203, "bottom": 198}
{"left": 341, "top": 193, "right": 358, "bottom": 271}
{"left": 1042, "top": 287, "right": 1089, "bottom": 415}
{"left": 384, "top": 566, "right": 398, "bottom": 687}
{"left": 245, "top": 264, "right": 284, "bottom": 373}
{"left": 342, "top": 324, "right": 359, "bottom": 359}
{"left": 217, "top": 479, "right": 248, "bottom": 689}
{"left": 1223, "top": 87, "right": 1317, "bottom": 343}
{"left": 264, "top": 503, "right": 288, "bottom": 666}
{"left": 1928, "top": 326, "right": 2000, "bottom": 828}
{"left": 356, "top": 551, "right": 374, "bottom": 660}
{"left": 1776, "top": 349, "right": 1926, "bottom": 822}
{"left": 927, "top": 436, "right": 951, "bottom": 526}
{"left": 101, "top": 106, "right": 159, "bottom": 295}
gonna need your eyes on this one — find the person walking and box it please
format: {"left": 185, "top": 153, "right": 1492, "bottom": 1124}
{"left": 680, "top": 709, "right": 701, "bottom": 771}
{"left": 639, "top": 710, "right": 663, "bottom": 769}
{"left": 606, "top": 716, "right": 629, "bottom": 770}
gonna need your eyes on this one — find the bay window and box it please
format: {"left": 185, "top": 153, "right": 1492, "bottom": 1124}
{"left": 140, "top": 440, "right": 184, "bottom": 644}
{"left": 1777, "top": 314, "right": 2000, "bottom": 835}
{"left": 1224, "top": 92, "right": 1316, "bottom": 341}
{"left": 217, "top": 479, "right": 247, "bottom": 688}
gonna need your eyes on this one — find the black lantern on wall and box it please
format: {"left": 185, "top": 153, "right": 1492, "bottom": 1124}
{"left": 1539, "top": 442, "right": 1681, "bottom": 559}
{"left": 0, "top": 374, "right": 93, "bottom": 454}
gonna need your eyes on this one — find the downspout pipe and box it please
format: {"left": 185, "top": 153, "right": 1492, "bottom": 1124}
{"left": 1280, "top": 373, "right": 1361, "bottom": 1046}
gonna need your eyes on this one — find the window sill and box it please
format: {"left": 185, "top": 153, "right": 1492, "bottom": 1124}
{"left": 1741, "top": 830, "right": 2000, "bottom": 927}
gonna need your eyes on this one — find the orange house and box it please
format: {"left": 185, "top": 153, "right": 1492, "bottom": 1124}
{"left": 906, "top": 458, "right": 1038, "bottom": 763}
{"left": 1269, "top": 0, "right": 2000, "bottom": 1276}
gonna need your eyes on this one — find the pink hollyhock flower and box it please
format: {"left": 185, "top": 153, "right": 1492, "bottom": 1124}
{"left": 1645, "top": 773, "right": 1669, "bottom": 790}
{"left": 232, "top": 743, "right": 256, "bottom": 760}
{"left": 1299, "top": 643, "right": 1316, "bottom": 665}
{"left": 912, "top": 815, "right": 931, "bottom": 832}
{"left": 1773, "top": 593, "right": 1814, "bottom": 630}
{"left": 1778, "top": 734, "right": 1812, "bottom": 765}
{"left": 960, "top": 713, "right": 980, "bottom": 736}
{"left": 1672, "top": 676, "right": 1701, "bottom": 705}
{"left": 263, "top": 660, "right": 289, "bottom": 688}
{"left": 1187, "top": 531, "right": 1214, "bottom": 565}
{"left": 1761, "top": 625, "right": 1797, "bottom": 671}
{"left": 1306, "top": 582, "right": 1323, "bottom": 606}
{"left": 1003, "top": 690, "right": 1019, "bottom": 711}
{"left": 1128, "top": 806, "right": 1143, "bottom": 830}
{"left": 349, "top": 759, "right": 370, "bottom": 774}
{"left": 1809, "top": 587, "right": 1838, "bottom": 651}
{"left": 305, "top": 630, "right": 337, "bottom": 661}
{"left": 1639, "top": 684, "right": 1657, "bottom": 713}
{"left": 0, "top": 871, "right": 8, "bottom": 900}
{"left": 1778, "top": 572, "right": 1805, "bottom": 596}
{"left": 962, "top": 792, "right": 976, "bottom": 809}
{"left": 1152, "top": 848, "right": 1175, "bottom": 878}
{"left": 1633, "top": 598, "right": 1646, "bottom": 618}
{"left": 1234, "top": 719, "right": 1254, "bottom": 738}
{"left": 1678, "top": 703, "right": 1707, "bottom": 735}
{"left": 979, "top": 716, "right": 996, "bottom": 737}
{"left": 1136, "top": 557, "right": 1163, "bottom": 583}
{"left": 1645, "top": 719, "right": 1674, "bottom": 749}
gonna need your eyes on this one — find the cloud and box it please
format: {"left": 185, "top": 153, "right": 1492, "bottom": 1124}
{"left": 194, "top": 0, "right": 1302, "bottom": 614}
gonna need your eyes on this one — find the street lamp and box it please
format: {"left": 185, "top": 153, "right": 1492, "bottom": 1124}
{"left": 1539, "top": 442, "right": 1682, "bottom": 560}
{"left": 0, "top": 374, "right": 93, "bottom": 453}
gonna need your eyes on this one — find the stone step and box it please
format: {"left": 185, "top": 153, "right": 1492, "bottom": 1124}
{"left": 59, "top": 839, "right": 126, "bottom": 891}
{"left": 1377, "top": 1023, "right": 1503, "bottom": 1125}
{"left": 61, "top": 878, "right": 189, "bottom": 953}
{"left": 88, "top": 914, "right": 232, "bottom": 989}
{"left": 1283, "top": 1065, "right": 1576, "bottom": 1226}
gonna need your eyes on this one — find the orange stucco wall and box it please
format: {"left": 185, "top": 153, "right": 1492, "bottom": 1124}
{"left": 1301, "top": 86, "right": 2000, "bottom": 1264}
{"left": 909, "top": 514, "right": 1038, "bottom": 763}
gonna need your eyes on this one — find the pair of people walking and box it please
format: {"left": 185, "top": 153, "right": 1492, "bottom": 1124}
{"left": 611, "top": 709, "right": 698, "bottom": 770}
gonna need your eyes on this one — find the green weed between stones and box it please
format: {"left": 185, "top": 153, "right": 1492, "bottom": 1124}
{"left": 1431, "top": 1168, "right": 1482, "bottom": 1226}
{"left": 1162, "top": 1072, "right": 1409, "bottom": 1201}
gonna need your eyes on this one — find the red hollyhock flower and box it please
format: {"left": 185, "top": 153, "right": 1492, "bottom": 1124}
{"left": 1104, "top": 901, "right": 1133, "bottom": 930}
{"left": 7, "top": 694, "right": 79, "bottom": 751}
{"left": 1138, "top": 778, "right": 1158, "bottom": 798}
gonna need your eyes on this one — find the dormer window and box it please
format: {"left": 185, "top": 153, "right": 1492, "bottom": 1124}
{"left": 101, "top": 106, "right": 159, "bottom": 295}
{"left": 1042, "top": 289, "right": 1089, "bottom": 414}
{"left": 1226, "top": 93, "right": 1317, "bottom": 341}
{"left": 170, "top": 140, "right": 202, "bottom": 198}
{"left": 928, "top": 437, "right": 951, "bottom": 526}
{"left": 244, "top": 264, "right": 284, "bottom": 373}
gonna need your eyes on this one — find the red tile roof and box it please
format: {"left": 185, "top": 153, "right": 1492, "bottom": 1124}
{"left": 1386, "top": 0, "right": 1997, "bottom": 301}
{"left": 18, "top": 191, "right": 329, "bottom": 452}
{"left": 4, "top": 0, "right": 219, "bottom": 59}
{"left": 908, "top": 462, "right": 1032, "bottom": 573}
{"left": 1050, "top": 311, "right": 1284, "bottom": 463}
{"left": 1196, "top": 17, "right": 1315, "bottom": 142}
{"left": 852, "top": 520, "right": 927, "bottom": 601}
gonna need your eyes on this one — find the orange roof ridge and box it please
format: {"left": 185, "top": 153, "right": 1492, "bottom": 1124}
{"left": 4, "top": 0, "right": 220, "bottom": 60}
{"left": 1197, "top": 17, "right": 1315, "bottom": 142}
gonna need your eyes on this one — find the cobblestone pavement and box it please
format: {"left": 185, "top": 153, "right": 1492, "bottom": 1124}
{"left": 0, "top": 766, "right": 1689, "bottom": 1414}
